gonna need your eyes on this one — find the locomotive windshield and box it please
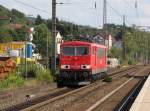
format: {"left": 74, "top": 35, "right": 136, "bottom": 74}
{"left": 62, "top": 47, "right": 75, "bottom": 56}
{"left": 76, "top": 47, "right": 89, "bottom": 55}
{"left": 62, "top": 46, "right": 89, "bottom": 56}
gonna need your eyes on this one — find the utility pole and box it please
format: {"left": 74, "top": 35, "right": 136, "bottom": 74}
{"left": 46, "top": 33, "right": 49, "bottom": 69}
{"left": 148, "top": 36, "right": 150, "bottom": 64}
{"left": 122, "top": 15, "right": 126, "bottom": 60}
{"left": 145, "top": 32, "right": 148, "bottom": 65}
{"left": 51, "top": 0, "right": 57, "bottom": 75}
{"left": 25, "top": 33, "right": 27, "bottom": 80}
{"left": 103, "top": 0, "right": 107, "bottom": 45}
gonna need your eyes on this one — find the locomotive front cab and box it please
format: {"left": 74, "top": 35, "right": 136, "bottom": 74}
{"left": 58, "top": 42, "right": 92, "bottom": 87}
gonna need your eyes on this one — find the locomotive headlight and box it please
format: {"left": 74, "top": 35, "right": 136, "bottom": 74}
{"left": 81, "top": 65, "right": 91, "bottom": 69}
{"left": 61, "top": 65, "right": 70, "bottom": 69}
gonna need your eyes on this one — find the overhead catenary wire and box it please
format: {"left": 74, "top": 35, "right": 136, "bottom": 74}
{"left": 106, "top": 1, "right": 131, "bottom": 25}
{"left": 123, "top": 0, "right": 135, "bottom": 10}
{"left": 1, "top": 0, "right": 138, "bottom": 27}
{"left": 123, "top": 0, "right": 141, "bottom": 26}
{"left": 13, "top": 0, "right": 50, "bottom": 15}
{"left": 106, "top": 1, "right": 122, "bottom": 18}
{"left": 8, "top": 0, "right": 74, "bottom": 22}
{"left": 11, "top": 0, "right": 95, "bottom": 20}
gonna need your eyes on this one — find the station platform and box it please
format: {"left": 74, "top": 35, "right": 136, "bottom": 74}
{"left": 130, "top": 74, "right": 150, "bottom": 111}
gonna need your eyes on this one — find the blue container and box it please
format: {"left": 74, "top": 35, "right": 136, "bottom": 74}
{"left": 27, "top": 43, "right": 32, "bottom": 58}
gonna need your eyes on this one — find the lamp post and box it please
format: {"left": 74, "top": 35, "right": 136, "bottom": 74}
{"left": 46, "top": 33, "right": 49, "bottom": 69}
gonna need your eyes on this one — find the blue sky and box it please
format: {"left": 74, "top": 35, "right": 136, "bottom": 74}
{"left": 0, "top": 0, "right": 149, "bottom": 28}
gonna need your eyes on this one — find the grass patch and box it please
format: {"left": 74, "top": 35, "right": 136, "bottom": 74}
{"left": 36, "top": 69, "right": 53, "bottom": 83}
{"left": 0, "top": 74, "right": 25, "bottom": 91}
{"left": 19, "top": 61, "right": 53, "bottom": 83}
{"left": 103, "top": 75, "right": 112, "bottom": 82}
{"left": 18, "top": 62, "right": 38, "bottom": 78}
{"left": 0, "top": 61, "right": 54, "bottom": 91}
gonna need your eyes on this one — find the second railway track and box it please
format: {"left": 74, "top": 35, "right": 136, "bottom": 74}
{"left": 1, "top": 87, "right": 74, "bottom": 111}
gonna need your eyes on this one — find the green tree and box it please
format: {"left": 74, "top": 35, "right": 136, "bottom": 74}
{"left": 0, "top": 5, "right": 11, "bottom": 26}
{"left": 33, "top": 24, "right": 51, "bottom": 57}
{"left": 35, "top": 15, "right": 45, "bottom": 25}
{"left": 108, "top": 47, "right": 122, "bottom": 59}
{"left": 13, "top": 25, "right": 28, "bottom": 41}
{"left": 0, "top": 28, "right": 13, "bottom": 42}
{"left": 46, "top": 19, "right": 52, "bottom": 30}
{"left": 0, "top": 5, "right": 10, "bottom": 16}
{"left": 11, "top": 9, "right": 26, "bottom": 24}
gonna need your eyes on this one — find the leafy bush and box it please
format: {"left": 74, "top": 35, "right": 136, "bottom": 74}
{"left": 0, "top": 74, "right": 25, "bottom": 91}
{"left": 18, "top": 60, "right": 53, "bottom": 83}
{"left": 128, "top": 58, "right": 137, "bottom": 65}
{"left": 36, "top": 69, "right": 53, "bottom": 83}
{"left": 103, "top": 75, "right": 112, "bottom": 82}
{"left": 19, "top": 61, "right": 38, "bottom": 78}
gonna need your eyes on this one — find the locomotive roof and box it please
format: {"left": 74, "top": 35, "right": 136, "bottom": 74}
{"left": 62, "top": 41, "right": 107, "bottom": 48}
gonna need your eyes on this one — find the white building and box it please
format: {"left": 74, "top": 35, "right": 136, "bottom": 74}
{"left": 92, "top": 34, "right": 113, "bottom": 49}
{"left": 56, "top": 32, "right": 63, "bottom": 55}
{"left": 105, "top": 35, "right": 113, "bottom": 50}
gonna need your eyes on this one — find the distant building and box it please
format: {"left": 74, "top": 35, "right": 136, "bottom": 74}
{"left": 93, "top": 35, "right": 105, "bottom": 44}
{"left": 85, "top": 34, "right": 122, "bottom": 50}
{"left": 0, "top": 42, "right": 33, "bottom": 58}
{"left": 92, "top": 34, "right": 114, "bottom": 50}
{"left": 8, "top": 23, "right": 23, "bottom": 29}
{"left": 0, "top": 42, "right": 24, "bottom": 57}
{"left": 105, "top": 35, "right": 113, "bottom": 50}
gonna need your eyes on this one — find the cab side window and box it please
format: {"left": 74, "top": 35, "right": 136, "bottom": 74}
{"left": 98, "top": 48, "right": 103, "bottom": 58}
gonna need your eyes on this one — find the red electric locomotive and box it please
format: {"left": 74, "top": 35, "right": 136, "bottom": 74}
{"left": 57, "top": 41, "right": 107, "bottom": 87}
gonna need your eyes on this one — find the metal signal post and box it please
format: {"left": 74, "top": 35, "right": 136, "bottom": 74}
{"left": 103, "top": 0, "right": 107, "bottom": 45}
{"left": 51, "top": 0, "right": 57, "bottom": 75}
{"left": 122, "top": 15, "right": 126, "bottom": 60}
{"left": 103, "top": 0, "right": 107, "bottom": 29}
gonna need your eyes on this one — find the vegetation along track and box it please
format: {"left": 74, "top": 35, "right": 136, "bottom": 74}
{"left": 0, "top": 83, "right": 58, "bottom": 110}
{"left": 0, "top": 66, "right": 137, "bottom": 111}
{"left": 21, "top": 66, "right": 139, "bottom": 111}
{"left": 0, "top": 66, "right": 133, "bottom": 111}
{"left": 0, "top": 87, "right": 74, "bottom": 111}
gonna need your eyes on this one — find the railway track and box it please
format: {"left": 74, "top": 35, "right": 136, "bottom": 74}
{"left": 87, "top": 65, "right": 150, "bottom": 111}
{"left": 1, "top": 88, "right": 74, "bottom": 111}
{"left": 19, "top": 66, "right": 139, "bottom": 111}
{"left": 0, "top": 84, "right": 57, "bottom": 110}
{"left": 0, "top": 67, "right": 133, "bottom": 110}
{"left": 0, "top": 66, "right": 140, "bottom": 111}
{"left": 114, "top": 76, "right": 148, "bottom": 111}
